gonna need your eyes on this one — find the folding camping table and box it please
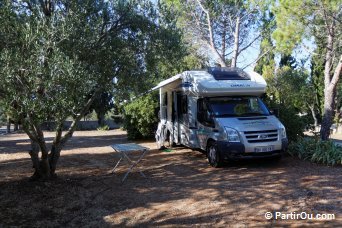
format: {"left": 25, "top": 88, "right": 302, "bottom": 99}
{"left": 110, "top": 143, "right": 149, "bottom": 182}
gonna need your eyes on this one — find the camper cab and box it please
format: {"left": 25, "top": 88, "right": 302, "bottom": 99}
{"left": 153, "top": 67, "right": 288, "bottom": 167}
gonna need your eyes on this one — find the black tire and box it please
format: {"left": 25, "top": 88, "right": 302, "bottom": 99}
{"left": 207, "top": 141, "right": 223, "bottom": 168}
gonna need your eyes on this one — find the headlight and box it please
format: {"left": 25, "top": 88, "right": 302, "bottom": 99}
{"left": 280, "top": 127, "right": 287, "bottom": 139}
{"left": 224, "top": 127, "right": 241, "bottom": 142}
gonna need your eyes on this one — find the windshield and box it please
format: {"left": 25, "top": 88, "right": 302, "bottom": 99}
{"left": 208, "top": 97, "right": 270, "bottom": 117}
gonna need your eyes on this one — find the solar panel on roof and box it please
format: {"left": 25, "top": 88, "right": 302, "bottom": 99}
{"left": 208, "top": 67, "right": 250, "bottom": 80}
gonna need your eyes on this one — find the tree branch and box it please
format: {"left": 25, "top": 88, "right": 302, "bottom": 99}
{"left": 60, "top": 87, "right": 102, "bottom": 146}
{"left": 237, "top": 34, "right": 261, "bottom": 55}
{"left": 328, "top": 55, "right": 342, "bottom": 91}
{"left": 195, "top": 0, "right": 226, "bottom": 67}
{"left": 242, "top": 49, "right": 271, "bottom": 70}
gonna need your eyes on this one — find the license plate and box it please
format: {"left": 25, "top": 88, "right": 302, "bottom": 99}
{"left": 254, "top": 146, "right": 274, "bottom": 152}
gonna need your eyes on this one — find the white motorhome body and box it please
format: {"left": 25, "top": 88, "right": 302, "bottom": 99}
{"left": 153, "top": 68, "right": 288, "bottom": 167}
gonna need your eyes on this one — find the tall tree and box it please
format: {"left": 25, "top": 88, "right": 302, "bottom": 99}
{"left": 254, "top": 10, "right": 276, "bottom": 78}
{"left": 309, "top": 42, "right": 326, "bottom": 126}
{"left": 272, "top": 0, "right": 342, "bottom": 140}
{"left": 87, "top": 92, "right": 114, "bottom": 127}
{"left": 166, "top": 0, "right": 264, "bottom": 67}
{"left": 0, "top": 0, "right": 184, "bottom": 180}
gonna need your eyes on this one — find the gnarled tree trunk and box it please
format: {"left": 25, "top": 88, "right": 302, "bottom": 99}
{"left": 319, "top": 18, "right": 341, "bottom": 140}
{"left": 23, "top": 88, "right": 101, "bottom": 180}
{"left": 320, "top": 88, "right": 336, "bottom": 140}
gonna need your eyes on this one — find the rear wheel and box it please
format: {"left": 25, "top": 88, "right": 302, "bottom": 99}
{"left": 207, "top": 141, "right": 223, "bottom": 168}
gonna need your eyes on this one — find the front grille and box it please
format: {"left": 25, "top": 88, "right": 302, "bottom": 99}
{"left": 243, "top": 130, "right": 278, "bottom": 143}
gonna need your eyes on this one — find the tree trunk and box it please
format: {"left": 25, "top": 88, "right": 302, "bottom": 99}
{"left": 319, "top": 19, "right": 341, "bottom": 140}
{"left": 25, "top": 89, "right": 101, "bottom": 181}
{"left": 97, "top": 112, "right": 105, "bottom": 127}
{"left": 231, "top": 16, "right": 240, "bottom": 68}
{"left": 29, "top": 141, "right": 56, "bottom": 180}
{"left": 29, "top": 140, "right": 41, "bottom": 179}
{"left": 222, "top": 20, "right": 226, "bottom": 58}
{"left": 14, "top": 122, "right": 19, "bottom": 131}
{"left": 6, "top": 116, "right": 10, "bottom": 133}
{"left": 309, "top": 105, "right": 318, "bottom": 127}
{"left": 28, "top": 140, "right": 51, "bottom": 180}
{"left": 320, "top": 87, "right": 335, "bottom": 140}
{"left": 49, "top": 144, "right": 61, "bottom": 177}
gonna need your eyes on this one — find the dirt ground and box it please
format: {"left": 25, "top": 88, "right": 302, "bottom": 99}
{"left": 0, "top": 130, "right": 341, "bottom": 227}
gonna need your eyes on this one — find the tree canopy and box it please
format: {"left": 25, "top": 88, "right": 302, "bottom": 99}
{"left": 272, "top": 0, "right": 341, "bottom": 140}
{"left": 0, "top": 0, "right": 187, "bottom": 179}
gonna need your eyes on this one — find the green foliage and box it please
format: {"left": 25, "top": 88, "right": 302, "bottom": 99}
{"left": 123, "top": 93, "right": 159, "bottom": 139}
{"left": 0, "top": 106, "right": 6, "bottom": 125}
{"left": 0, "top": 0, "right": 185, "bottom": 128}
{"left": 309, "top": 44, "right": 325, "bottom": 118}
{"left": 272, "top": 0, "right": 307, "bottom": 53}
{"left": 263, "top": 65, "right": 313, "bottom": 141}
{"left": 88, "top": 92, "right": 114, "bottom": 126}
{"left": 0, "top": 0, "right": 189, "bottom": 178}
{"left": 277, "top": 106, "right": 307, "bottom": 142}
{"left": 255, "top": 10, "right": 276, "bottom": 79}
{"left": 163, "top": 0, "right": 264, "bottom": 67}
{"left": 289, "top": 137, "right": 342, "bottom": 166}
{"left": 97, "top": 125, "right": 110, "bottom": 131}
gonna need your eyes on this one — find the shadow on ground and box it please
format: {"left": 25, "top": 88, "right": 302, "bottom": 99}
{"left": 0, "top": 130, "right": 341, "bottom": 227}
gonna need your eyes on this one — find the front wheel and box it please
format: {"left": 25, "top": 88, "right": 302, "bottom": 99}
{"left": 207, "top": 141, "right": 223, "bottom": 168}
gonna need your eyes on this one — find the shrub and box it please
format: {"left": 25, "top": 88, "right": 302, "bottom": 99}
{"left": 123, "top": 93, "right": 159, "bottom": 139}
{"left": 289, "top": 137, "right": 342, "bottom": 166}
{"left": 277, "top": 106, "right": 308, "bottom": 142}
{"left": 97, "top": 125, "right": 110, "bottom": 131}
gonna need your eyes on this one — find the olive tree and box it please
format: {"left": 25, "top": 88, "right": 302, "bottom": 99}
{"left": 0, "top": 0, "right": 183, "bottom": 180}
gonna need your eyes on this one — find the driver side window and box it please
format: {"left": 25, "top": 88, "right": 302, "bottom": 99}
{"left": 197, "top": 99, "right": 214, "bottom": 127}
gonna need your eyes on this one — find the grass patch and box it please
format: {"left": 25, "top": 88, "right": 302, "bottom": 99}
{"left": 162, "top": 148, "right": 172, "bottom": 153}
{"left": 289, "top": 137, "right": 342, "bottom": 166}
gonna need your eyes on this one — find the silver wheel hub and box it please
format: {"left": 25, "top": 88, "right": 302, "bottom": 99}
{"left": 209, "top": 146, "right": 216, "bottom": 161}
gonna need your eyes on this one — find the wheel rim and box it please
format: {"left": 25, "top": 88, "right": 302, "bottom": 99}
{"left": 209, "top": 146, "right": 217, "bottom": 163}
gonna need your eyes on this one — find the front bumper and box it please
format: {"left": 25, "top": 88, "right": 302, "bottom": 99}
{"left": 216, "top": 138, "right": 288, "bottom": 160}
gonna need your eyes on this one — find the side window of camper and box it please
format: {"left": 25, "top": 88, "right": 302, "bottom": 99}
{"left": 177, "top": 94, "right": 188, "bottom": 122}
{"left": 163, "top": 92, "right": 168, "bottom": 106}
{"left": 197, "top": 99, "right": 213, "bottom": 126}
{"left": 181, "top": 95, "right": 188, "bottom": 114}
{"left": 161, "top": 92, "right": 168, "bottom": 119}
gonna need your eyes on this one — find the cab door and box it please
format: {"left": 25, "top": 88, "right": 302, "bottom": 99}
{"left": 177, "top": 93, "right": 190, "bottom": 146}
{"left": 196, "top": 98, "right": 215, "bottom": 150}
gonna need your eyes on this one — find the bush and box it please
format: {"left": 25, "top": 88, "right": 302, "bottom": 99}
{"left": 123, "top": 93, "right": 159, "bottom": 139}
{"left": 97, "top": 125, "right": 110, "bottom": 131}
{"left": 277, "top": 106, "right": 308, "bottom": 142}
{"left": 289, "top": 137, "right": 342, "bottom": 166}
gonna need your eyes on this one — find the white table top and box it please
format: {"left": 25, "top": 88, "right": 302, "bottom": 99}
{"left": 110, "top": 143, "right": 148, "bottom": 152}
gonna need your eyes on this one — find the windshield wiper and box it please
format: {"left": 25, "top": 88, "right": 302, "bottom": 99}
{"left": 215, "top": 114, "right": 238, "bottom": 117}
{"left": 240, "top": 112, "right": 266, "bottom": 116}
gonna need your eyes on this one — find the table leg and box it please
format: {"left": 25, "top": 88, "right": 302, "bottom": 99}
{"left": 110, "top": 156, "right": 123, "bottom": 173}
{"left": 121, "top": 149, "right": 147, "bottom": 182}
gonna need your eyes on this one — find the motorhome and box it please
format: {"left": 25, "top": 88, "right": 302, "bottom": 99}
{"left": 153, "top": 67, "right": 288, "bottom": 167}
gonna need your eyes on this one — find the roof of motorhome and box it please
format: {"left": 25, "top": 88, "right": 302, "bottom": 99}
{"left": 152, "top": 68, "right": 267, "bottom": 96}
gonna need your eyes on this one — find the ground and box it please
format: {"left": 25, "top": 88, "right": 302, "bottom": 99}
{"left": 0, "top": 130, "right": 341, "bottom": 227}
